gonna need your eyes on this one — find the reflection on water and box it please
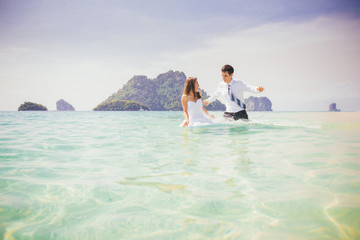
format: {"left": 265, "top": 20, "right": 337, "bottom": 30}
{"left": 0, "top": 111, "right": 359, "bottom": 239}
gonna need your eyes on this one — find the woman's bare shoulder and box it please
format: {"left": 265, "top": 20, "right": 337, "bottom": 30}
{"left": 181, "top": 94, "right": 189, "bottom": 100}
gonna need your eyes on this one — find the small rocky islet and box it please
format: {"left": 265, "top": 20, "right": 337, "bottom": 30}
{"left": 56, "top": 99, "right": 75, "bottom": 111}
{"left": 329, "top": 103, "right": 341, "bottom": 112}
{"left": 244, "top": 96, "right": 273, "bottom": 111}
{"left": 18, "top": 102, "right": 48, "bottom": 111}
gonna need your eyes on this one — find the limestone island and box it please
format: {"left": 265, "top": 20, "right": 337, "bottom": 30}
{"left": 57, "top": 99, "right": 75, "bottom": 111}
{"left": 329, "top": 103, "right": 341, "bottom": 112}
{"left": 94, "top": 100, "right": 150, "bottom": 111}
{"left": 18, "top": 102, "right": 48, "bottom": 111}
{"left": 244, "top": 96, "right": 273, "bottom": 111}
{"left": 95, "top": 70, "right": 225, "bottom": 111}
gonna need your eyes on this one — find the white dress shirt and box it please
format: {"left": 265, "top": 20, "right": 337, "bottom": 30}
{"left": 206, "top": 79, "right": 260, "bottom": 113}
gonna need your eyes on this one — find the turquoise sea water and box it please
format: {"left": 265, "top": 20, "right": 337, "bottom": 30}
{"left": 0, "top": 111, "right": 359, "bottom": 240}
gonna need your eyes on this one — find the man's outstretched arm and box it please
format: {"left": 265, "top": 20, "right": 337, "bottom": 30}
{"left": 203, "top": 86, "right": 221, "bottom": 106}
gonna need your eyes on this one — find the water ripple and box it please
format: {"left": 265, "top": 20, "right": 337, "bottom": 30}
{"left": 0, "top": 111, "right": 359, "bottom": 239}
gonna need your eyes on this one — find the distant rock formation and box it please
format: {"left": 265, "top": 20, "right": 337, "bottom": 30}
{"left": 56, "top": 99, "right": 75, "bottom": 111}
{"left": 329, "top": 103, "right": 340, "bottom": 112}
{"left": 244, "top": 96, "right": 273, "bottom": 111}
{"left": 18, "top": 102, "right": 47, "bottom": 111}
{"left": 95, "top": 70, "right": 225, "bottom": 111}
{"left": 93, "top": 100, "right": 150, "bottom": 111}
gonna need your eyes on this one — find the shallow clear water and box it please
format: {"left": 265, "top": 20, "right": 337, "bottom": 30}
{"left": 0, "top": 111, "right": 359, "bottom": 240}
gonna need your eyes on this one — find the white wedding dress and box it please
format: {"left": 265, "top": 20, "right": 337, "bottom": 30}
{"left": 186, "top": 99, "right": 213, "bottom": 127}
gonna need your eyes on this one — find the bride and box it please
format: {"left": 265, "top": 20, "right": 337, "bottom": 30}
{"left": 181, "top": 77, "right": 215, "bottom": 127}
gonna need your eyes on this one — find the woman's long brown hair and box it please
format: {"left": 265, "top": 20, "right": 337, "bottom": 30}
{"left": 183, "top": 77, "right": 202, "bottom": 100}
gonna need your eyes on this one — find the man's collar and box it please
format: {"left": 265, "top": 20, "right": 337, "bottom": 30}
{"left": 227, "top": 78, "right": 234, "bottom": 85}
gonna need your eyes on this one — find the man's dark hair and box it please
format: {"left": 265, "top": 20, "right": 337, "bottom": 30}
{"left": 221, "top": 64, "right": 234, "bottom": 75}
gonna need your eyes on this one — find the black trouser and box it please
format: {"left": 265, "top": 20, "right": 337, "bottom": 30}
{"left": 224, "top": 110, "right": 248, "bottom": 121}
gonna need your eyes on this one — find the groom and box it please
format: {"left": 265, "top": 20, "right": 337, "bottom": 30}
{"left": 203, "top": 64, "right": 264, "bottom": 121}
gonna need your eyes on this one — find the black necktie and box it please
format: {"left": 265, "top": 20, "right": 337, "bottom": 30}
{"left": 228, "top": 84, "right": 246, "bottom": 109}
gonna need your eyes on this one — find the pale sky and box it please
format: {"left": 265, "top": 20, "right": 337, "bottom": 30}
{"left": 1, "top": 0, "right": 359, "bottom": 111}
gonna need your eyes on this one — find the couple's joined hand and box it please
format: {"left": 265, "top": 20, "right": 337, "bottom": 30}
{"left": 203, "top": 100, "right": 210, "bottom": 106}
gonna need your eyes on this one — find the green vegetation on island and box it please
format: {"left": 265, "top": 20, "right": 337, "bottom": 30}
{"left": 93, "top": 100, "right": 150, "bottom": 111}
{"left": 96, "top": 70, "right": 225, "bottom": 111}
{"left": 18, "top": 102, "right": 48, "bottom": 111}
